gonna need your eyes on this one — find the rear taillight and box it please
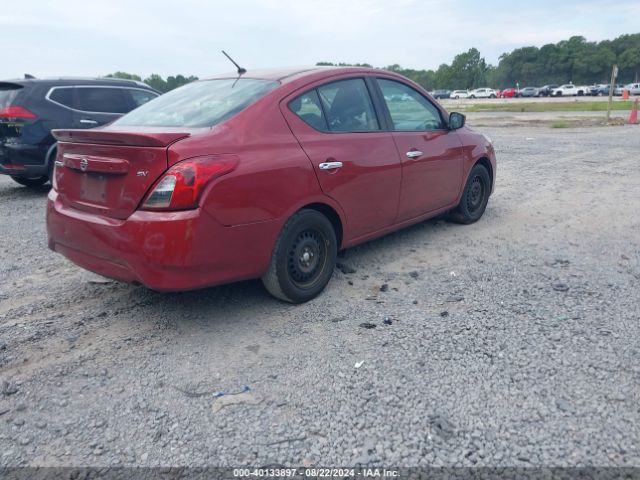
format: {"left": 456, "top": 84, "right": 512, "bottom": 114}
{"left": 141, "top": 155, "right": 238, "bottom": 211}
{"left": 0, "top": 105, "right": 37, "bottom": 120}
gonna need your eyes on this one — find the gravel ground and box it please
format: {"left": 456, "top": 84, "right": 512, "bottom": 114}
{"left": 0, "top": 121, "right": 639, "bottom": 468}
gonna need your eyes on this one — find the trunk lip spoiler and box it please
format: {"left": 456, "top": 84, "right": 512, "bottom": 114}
{"left": 52, "top": 128, "right": 192, "bottom": 147}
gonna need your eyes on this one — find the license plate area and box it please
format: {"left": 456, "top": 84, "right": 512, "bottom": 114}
{"left": 80, "top": 174, "right": 107, "bottom": 204}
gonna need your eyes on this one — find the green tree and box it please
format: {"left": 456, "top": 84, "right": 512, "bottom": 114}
{"left": 106, "top": 71, "right": 142, "bottom": 81}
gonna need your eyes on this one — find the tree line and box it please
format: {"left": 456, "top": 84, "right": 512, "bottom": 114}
{"left": 105, "top": 72, "right": 198, "bottom": 92}
{"left": 319, "top": 33, "right": 640, "bottom": 90}
{"left": 107, "top": 32, "right": 639, "bottom": 93}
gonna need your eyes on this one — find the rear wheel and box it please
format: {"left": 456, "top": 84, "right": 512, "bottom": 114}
{"left": 449, "top": 164, "right": 491, "bottom": 224}
{"left": 10, "top": 176, "right": 49, "bottom": 187}
{"left": 262, "top": 209, "right": 337, "bottom": 303}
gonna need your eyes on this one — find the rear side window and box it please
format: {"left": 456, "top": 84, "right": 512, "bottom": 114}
{"left": 115, "top": 79, "right": 279, "bottom": 128}
{"left": 378, "top": 78, "right": 444, "bottom": 131}
{"left": 128, "top": 89, "right": 158, "bottom": 107}
{"left": 289, "top": 90, "right": 328, "bottom": 131}
{"left": 49, "top": 87, "right": 74, "bottom": 108}
{"left": 317, "top": 78, "right": 379, "bottom": 132}
{"left": 75, "top": 87, "right": 132, "bottom": 114}
{"left": 0, "top": 84, "right": 22, "bottom": 108}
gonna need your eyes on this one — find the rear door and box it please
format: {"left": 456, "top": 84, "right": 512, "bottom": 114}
{"left": 374, "top": 77, "right": 464, "bottom": 221}
{"left": 281, "top": 77, "right": 401, "bottom": 239}
{"left": 71, "top": 86, "right": 135, "bottom": 128}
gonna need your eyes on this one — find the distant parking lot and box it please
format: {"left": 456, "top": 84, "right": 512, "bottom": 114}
{"left": 1, "top": 115, "right": 639, "bottom": 467}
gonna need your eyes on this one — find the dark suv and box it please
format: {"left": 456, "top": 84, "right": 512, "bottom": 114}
{"left": 0, "top": 77, "right": 159, "bottom": 187}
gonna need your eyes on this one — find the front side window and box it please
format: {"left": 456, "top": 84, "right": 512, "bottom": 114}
{"left": 377, "top": 79, "right": 444, "bottom": 131}
{"left": 316, "top": 78, "right": 379, "bottom": 133}
{"left": 75, "top": 87, "right": 131, "bottom": 113}
{"left": 115, "top": 79, "right": 279, "bottom": 128}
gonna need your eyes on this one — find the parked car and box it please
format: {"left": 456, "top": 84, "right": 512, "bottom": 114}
{"left": 537, "top": 84, "right": 559, "bottom": 97}
{"left": 624, "top": 83, "right": 640, "bottom": 95}
{"left": 0, "top": 77, "right": 159, "bottom": 187}
{"left": 500, "top": 88, "right": 517, "bottom": 98}
{"left": 450, "top": 90, "right": 469, "bottom": 99}
{"left": 469, "top": 88, "right": 497, "bottom": 99}
{"left": 432, "top": 89, "right": 451, "bottom": 99}
{"left": 516, "top": 87, "right": 539, "bottom": 97}
{"left": 47, "top": 67, "right": 496, "bottom": 303}
{"left": 589, "top": 84, "right": 624, "bottom": 96}
{"left": 589, "top": 84, "right": 609, "bottom": 96}
{"left": 551, "top": 84, "right": 589, "bottom": 96}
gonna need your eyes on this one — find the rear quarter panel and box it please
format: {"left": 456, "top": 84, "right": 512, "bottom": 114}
{"left": 167, "top": 95, "right": 326, "bottom": 227}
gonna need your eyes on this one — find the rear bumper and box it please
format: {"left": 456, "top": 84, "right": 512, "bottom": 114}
{"left": 0, "top": 142, "right": 51, "bottom": 178}
{"left": 46, "top": 190, "right": 281, "bottom": 291}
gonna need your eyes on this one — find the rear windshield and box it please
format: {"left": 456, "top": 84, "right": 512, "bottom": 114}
{"left": 0, "top": 85, "right": 22, "bottom": 109}
{"left": 114, "top": 78, "right": 279, "bottom": 128}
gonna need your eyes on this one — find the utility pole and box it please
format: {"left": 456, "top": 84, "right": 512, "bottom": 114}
{"left": 607, "top": 64, "right": 618, "bottom": 122}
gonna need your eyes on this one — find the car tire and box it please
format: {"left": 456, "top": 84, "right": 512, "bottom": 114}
{"left": 490, "top": 94, "right": 496, "bottom": 98}
{"left": 261, "top": 209, "right": 337, "bottom": 303}
{"left": 470, "top": 95, "right": 475, "bottom": 99}
{"left": 449, "top": 164, "right": 491, "bottom": 224}
{"left": 10, "top": 176, "right": 49, "bottom": 187}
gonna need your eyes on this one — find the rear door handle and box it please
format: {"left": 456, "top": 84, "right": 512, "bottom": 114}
{"left": 80, "top": 119, "right": 98, "bottom": 125}
{"left": 406, "top": 150, "right": 423, "bottom": 159}
{"left": 319, "top": 161, "right": 343, "bottom": 170}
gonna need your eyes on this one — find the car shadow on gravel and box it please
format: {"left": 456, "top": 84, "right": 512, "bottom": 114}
{"left": 0, "top": 183, "right": 51, "bottom": 199}
{"left": 114, "top": 214, "right": 461, "bottom": 316}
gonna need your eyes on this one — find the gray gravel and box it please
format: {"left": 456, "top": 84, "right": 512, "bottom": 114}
{"left": 0, "top": 122, "right": 639, "bottom": 468}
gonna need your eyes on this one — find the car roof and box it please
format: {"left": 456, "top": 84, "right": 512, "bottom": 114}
{"left": 0, "top": 77, "right": 154, "bottom": 89}
{"left": 203, "top": 66, "right": 381, "bottom": 84}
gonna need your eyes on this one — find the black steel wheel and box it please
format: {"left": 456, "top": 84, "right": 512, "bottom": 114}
{"left": 262, "top": 209, "right": 337, "bottom": 303}
{"left": 449, "top": 164, "right": 491, "bottom": 224}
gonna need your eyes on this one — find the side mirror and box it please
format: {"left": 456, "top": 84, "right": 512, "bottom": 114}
{"left": 449, "top": 112, "right": 465, "bottom": 129}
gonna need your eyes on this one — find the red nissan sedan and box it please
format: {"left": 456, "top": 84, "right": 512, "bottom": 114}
{"left": 47, "top": 67, "right": 496, "bottom": 303}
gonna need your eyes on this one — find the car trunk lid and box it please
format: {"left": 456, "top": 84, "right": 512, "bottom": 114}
{"left": 52, "top": 128, "right": 191, "bottom": 219}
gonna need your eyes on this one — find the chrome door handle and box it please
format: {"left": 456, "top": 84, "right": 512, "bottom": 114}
{"left": 80, "top": 119, "right": 98, "bottom": 125}
{"left": 319, "top": 161, "right": 343, "bottom": 170}
{"left": 406, "top": 150, "right": 423, "bottom": 158}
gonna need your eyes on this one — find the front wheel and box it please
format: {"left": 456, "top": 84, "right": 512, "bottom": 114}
{"left": 490, "top": 94, "right": 496, "bottom": 98}
{"left": 449, "top": 164, "right": 491, "bottom": 224}
{"left": 262, "top": 209, "right": 337, "bottom": 303}
{"left": 11, "top": 176, "right": 49, "bottom": 187}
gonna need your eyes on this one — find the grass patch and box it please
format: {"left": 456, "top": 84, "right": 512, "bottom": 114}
{"left": 461, "top": 101, "right": 634, "bottom": 113}
{"left": 550, "top": 121, "right": 570, "bottom": 128}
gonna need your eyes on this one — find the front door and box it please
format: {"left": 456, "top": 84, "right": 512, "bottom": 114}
{"left": 375, "top": 78, "right": 464, "bottom": 221}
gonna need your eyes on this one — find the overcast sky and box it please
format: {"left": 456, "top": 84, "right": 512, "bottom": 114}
{"left": 3, "top": 0, "right": 639, "bottom": 80}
